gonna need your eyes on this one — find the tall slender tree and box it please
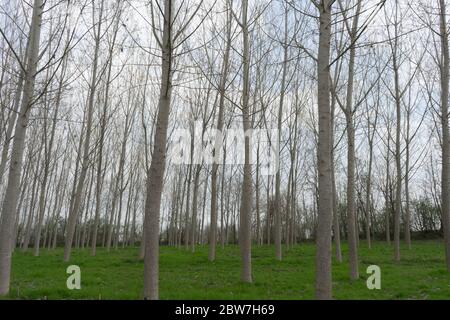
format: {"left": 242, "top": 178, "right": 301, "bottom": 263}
{"left": 0, "top": 0, "right": 44, "bottom": 295}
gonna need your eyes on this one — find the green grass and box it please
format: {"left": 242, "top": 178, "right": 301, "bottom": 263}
{"left": 5, "top": 240, "right": 450, "bottom": 299}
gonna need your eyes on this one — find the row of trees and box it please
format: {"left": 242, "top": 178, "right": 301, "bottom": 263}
{"left": 0, "top": 0, "right": 449, "bottom": 299}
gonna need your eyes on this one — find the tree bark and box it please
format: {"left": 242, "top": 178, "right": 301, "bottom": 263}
{"left": 315, "top": 0, "right": 333, "bottom": 300}
{"left": 143, "top": 0, "right": 173, "bottom": 300}
{"left": 439, "top": 0, "right": 450, "bottom": 271}
{"left": 239, "top": 0, "right": 252, "bottom": 283}
{"left": 0, "top": 0, "right": 44, "bottom": 295}
{"left": 274, "top": 6, "right": 289, "bottom": 261}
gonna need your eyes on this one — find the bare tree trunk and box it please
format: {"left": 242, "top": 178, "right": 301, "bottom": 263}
{"left": 439, "top": 0, "right": 450, "bottom": 271}
{"left": 102, "top": 169, "right": 114, "bottom": 248}
{"left": 200, "top": 176, "right": 207, "bottom": 244}
{"left": 339, "top": 0, "right": 361, "bottom": 280}
{"left": 291, "top": 156, "right": 298, "bottom": 245}
{"left": 346, "top": 99, "right": 359, "bottom": 273}
{"left": 168, "top": 177, "right": 176, "bottom": 246}
{"left": 385, "top": 0, "right": 402, "bottom": 262}
{"left": 13, "top": 153, "right": 32, "bottom": 251}
{"left": 366, "top": 140, "right": 373, "bottom": 249}
{"left": 91, "top": 7, "right": 121, "bottom": 255}
{"left": 220, "top": 147, "right": 227, "bottom": 249}
{"left": 404, "top": 102, "right": 411, "bottom": 249}
{"left": 224, "top": 172, "right": 232, "bottom": 247}
{"left": 266, "top": 175, "right": 272, "bottom": 245}
{"left": 209, "top": 1, "right": 231, "bottom": 261}
{"left": 81, "top": 169, "right": 95, "bottom": 249}
{"left": 0, "top": 0, "right": 44, "bottom": 295}
{"left": 274, "top": 6, "right": 289, "bottom": 261}
{"left": 285, "top": 161, "right": 293, "bottom": 249}
{"left": 314, "top": 0, "right": 333, "bottom": 300}
{"left": 184, "top": 148, "right": 193, "bottom": 250}
{"left": 331, "top": 157, "right": 341, "bottom": 262}
{"left": 190, "top": 166, "right": 201, "bottom": 252}
{"left": 64, "top": 0, "right": 104, "bottom": 262}
{"left": 0, "top": 68, "right": 25, "bottom": 181}
{"left": 384, "top": 122, "right": 392, "bottom": 245}
{"left": 22, "top": 151, "right": 42, "bottom": 251}
{"left": 330, "top": 59, "right": 341, "bottom": 263}
{"left": 112, "top": 129, "right": 130, "bottom": 250}
{"left": 123, "top": 175, "right": 135, "bottom": 248}
{"left": 393, "top": 44, "right": 402, "bottom": 263}
{"left": 239, "top": 0, "right": 252, "bottom": 283}
{"left": 364, "top": 92, "right": 379, "bottom": 250}
{"left": 177, "top": 169, "right": 188, "bottom": 249}
{"left": 48, "top": 156, "right": 67, "bottom": 250}
{"left": 143, "top": 0, "right": 173, "bottom": 300}
{"left": 106, "top": 174, "right": 119, "bottom": 251}
{"left": 256, "top": 142, "right": 261, "bottom": 246}
{"left": 33, "top": 56, "right": 66, "bottom": 256}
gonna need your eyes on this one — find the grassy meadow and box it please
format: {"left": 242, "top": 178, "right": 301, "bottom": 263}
{"left": 5, "top": 240, "right": 450, "bottom": 300}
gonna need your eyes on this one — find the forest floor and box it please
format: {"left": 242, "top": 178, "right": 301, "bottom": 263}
{"left": 4, "top": 240, "right": 450, "bottom": 299}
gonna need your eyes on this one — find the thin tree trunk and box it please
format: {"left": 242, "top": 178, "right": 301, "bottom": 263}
{"left": 341, "top": 0, "right": 361, "bottom": 280}
{"left": 184, "top": 131, "right": 194, "bottom": 250}
{"left": 0, "top": 69, "right": 25, "bottom": 182}
{"left": 143, "top": 0, "right": 173, "bottom": 300}
{"left": 209, "top": 1, "right": 231, "bottom": 261}
{"left": 200, "top": 175, "right": 207, "bottom": 244}
{"left": 330, "top": 75, "right": 341, "bottom": 262}
{"left": 404, "top": 110, "right": 411, "bottom": 249}
{"left": 385, "top": 126, "right": 391, "bottom": 245}
{"left": 220, "top": 147, "right": 227, "bottom": 249}
{"left": 91, "top": 8, "right": 121, "bottom": 255}
{"left": 64, "top": 0, "right": 104, "bottom": 262}
{"left": 439, "top": 0, "right": 450, "bottom": 271}
{"left": 256, "top": 142, "right": 261, "bottom": 246}
{"left": 393, "top": 43, "right": 402, "bottom": 263}
{"left": 274, "top": 6, "right": 289, "bottom": 261}
{"left": 33, "top": 56, "right": 65, "bottom": 256}
{"left": 315, "top": 0, "right": 333, "bottom": 300}
{"left": 366, "top": 142, "right": 373, "bottom": 249}
{"left": 22, "top": 154, "right": 42, "bottom": 251}
{"left": 238, "top": 0, "right": 252, "bottom": 284}
{"left": 190, "top": 166, "right": 201, "bottom": 252}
